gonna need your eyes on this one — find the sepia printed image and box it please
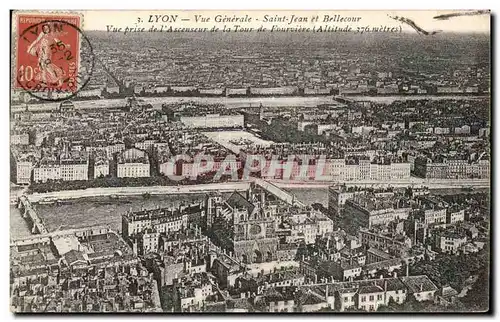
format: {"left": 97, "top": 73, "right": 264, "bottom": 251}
{"left": 10, "top": 9, "right": 491, "bottom": 313}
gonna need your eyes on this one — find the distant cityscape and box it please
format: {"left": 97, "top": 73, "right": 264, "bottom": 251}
{"left": 10, "top": 31, "right": 490, "bottom": 313}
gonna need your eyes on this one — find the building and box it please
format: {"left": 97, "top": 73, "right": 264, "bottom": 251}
{"left": 314, "top": 231, "right": 347, "bottom": 262}
{"left": 117, "top": 148, "right": 150, "bottom": 178}
{"left": 236, "top": 268, "right": 305, "bottom": 295}
{"left": 14, "top": 159, "right": 34, "bottom": 184}
{"left": 447, "top": 207, "right": 465, "bottom": 224}
{"left": 414, "top": 196, "right": 448, "bottom": 226}
{"left": 122, "top": 207, "right": 188, "bottom": 238}
{"left": 211, "top": 252, "right": 246, "bottom": 288}
{"left": 134, "top": 139, "right": 157, "bottom": 151}
{"left": 343, "top": 194, "right": 410, "bottom": 228}
{"left": 300, "top": 259, "right": 362, "bottom": 283}
{"left": 11, "top": 148, "right": 40, "bottom": 184}
{"left": 369, "top": 157, "right": 411, "bottom": 181}
{"left": 32, "top": 151, "right": 90, "bottom": 183}
{"left": 328, "top": 185, "right": 366, "bottom": 216}
{"left": 176, "top": 273, "right": 214, "bottom": 311}
{"left": 434, "top": 229, "right": 468, "bottom": 254}
{"left": 122, "top": 207, "right": 190, "bottom": 255}
{"left": 239, "top": 144, "right": 410, "bottom": 182}
{"left": 328, "top": 277, "right": 407, "bottom": 312}
{"left": 328, "top": 185, "right": 398, "bottom": 216}
{"left": 435, "top": 286, "right": 459, "bottom": 307}
{"left": 105, "top": 142, "right": 126, "bottom": 159}
{"left": 414, "top": 155, "right": 490, "bottom": 179}
{"left": 93, "top": 150, "right": 110, "bottom": 178}
{"left": 180, "top": 114, "right": 244, "bottom": 129}
{"left": 366, "top": 248, "right": 393, "bottom": 265}
{"left": 60, "top": 151, "right": 89, "bottom": 181}
{"left": 11, "top": 132, "right": 30, "bottom": 145}
{"left": 77, "top": 88, "right": 102, "bottom": 98}
{"left": 287, "top": 210, "right": 334, "bottom": 245}
{"left": 400, "top": 275, "right": 438, "bottom": 302}
{"left": 137, "top": 228, "right": 161, "bottom": 255}
{"left": 363, "top": 258, "right": 403, "bottom": 279}
{"left": 296, "top": 289, "right": 331, "bottom": 312}
{"left": 339, "top": 156, "right": 410, "bottom": 182}
{"left": 151, "top": 231, "right": 209, "bottom": 287}
{"left": 253, "top": 287, "right": 297, "bottom": 312}
{"left": 208, "top": 187, "right": 280, "bottom": 264}
{"left": 10, "top": 227, "right": 161, "bottom": 312}
{"left": 33, "top": 157, "right": 61, "bottom": 183}
{"left": 359, "top": 228, "right": 411, "bottom": 256}
{"left": 357, "top": 284, "right": 386, "bottom": 311}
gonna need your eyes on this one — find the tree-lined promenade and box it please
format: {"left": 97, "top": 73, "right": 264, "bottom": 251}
{"left": 23, "top": 177, "right": 489, "bottom": 202}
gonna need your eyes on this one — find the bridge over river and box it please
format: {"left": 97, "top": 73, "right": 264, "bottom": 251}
{"left": 16, "top": 195, "right": 48, "bottom": 235}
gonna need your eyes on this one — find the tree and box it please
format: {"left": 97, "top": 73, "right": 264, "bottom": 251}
{"left": 460, "top": 267, "right": 490, "bottom": 312}
{"left": 410, "top": 249, "right": 489, "bottom": 292}
{"left": 311, "top": 203, "right": 326, "bottom": 212}
{"left": 295, "top": 241, "right": 309, "bottom": 261}
{"left": 377, "top": 297, "right": 398, "bottom": 312}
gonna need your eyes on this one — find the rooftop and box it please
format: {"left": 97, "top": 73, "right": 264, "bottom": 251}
{"left": 400, "top": 275, "right": 438, "bottom": 294}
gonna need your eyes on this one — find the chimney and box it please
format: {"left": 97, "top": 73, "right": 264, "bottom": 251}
{"left": 420, "top": 284, "right": 423, "bottom": 292}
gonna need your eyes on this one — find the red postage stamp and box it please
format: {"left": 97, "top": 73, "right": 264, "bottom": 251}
{"left": 14, "top": 13, "right": 82, "bottom": 96}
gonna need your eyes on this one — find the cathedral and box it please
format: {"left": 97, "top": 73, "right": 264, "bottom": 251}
{"left": 206, "top": 183, "right": 279, "bottom": 264}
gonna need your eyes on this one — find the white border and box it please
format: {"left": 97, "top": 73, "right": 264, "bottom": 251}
{"left": 2, "top": 1, "right": 497, "bottom": 322}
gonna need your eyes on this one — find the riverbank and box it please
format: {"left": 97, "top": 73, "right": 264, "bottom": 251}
{"left": 345, "top": 95, "right": 489, "bottom": 104}
{"left": 271, "top": 178, "right": 490, "bottom": 189}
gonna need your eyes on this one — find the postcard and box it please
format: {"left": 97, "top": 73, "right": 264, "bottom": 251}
{"left": 10, "top": 9, "right": 491, "bottom": 313}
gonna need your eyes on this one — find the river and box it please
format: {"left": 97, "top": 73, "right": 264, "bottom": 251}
{"left": 12, "top": 184, "right": 483, "bottom": 237}
{"left": 286, "top": 187, "right": 329, "bottom": 206}
{"left": 11, "top": 96, "right": 338, "bottom": 112}
{"left": 11, "top": 95, "right": 488, "bottom": 112}
{"left": 34, "top": 194, "right": 211, "bottom": 233}
{"left": 29, "top": 187, "right": 327, "bottom": 234}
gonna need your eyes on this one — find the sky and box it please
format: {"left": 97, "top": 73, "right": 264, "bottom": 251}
{"left": 78, "top": 10, "right": 490, "bottom": 33}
